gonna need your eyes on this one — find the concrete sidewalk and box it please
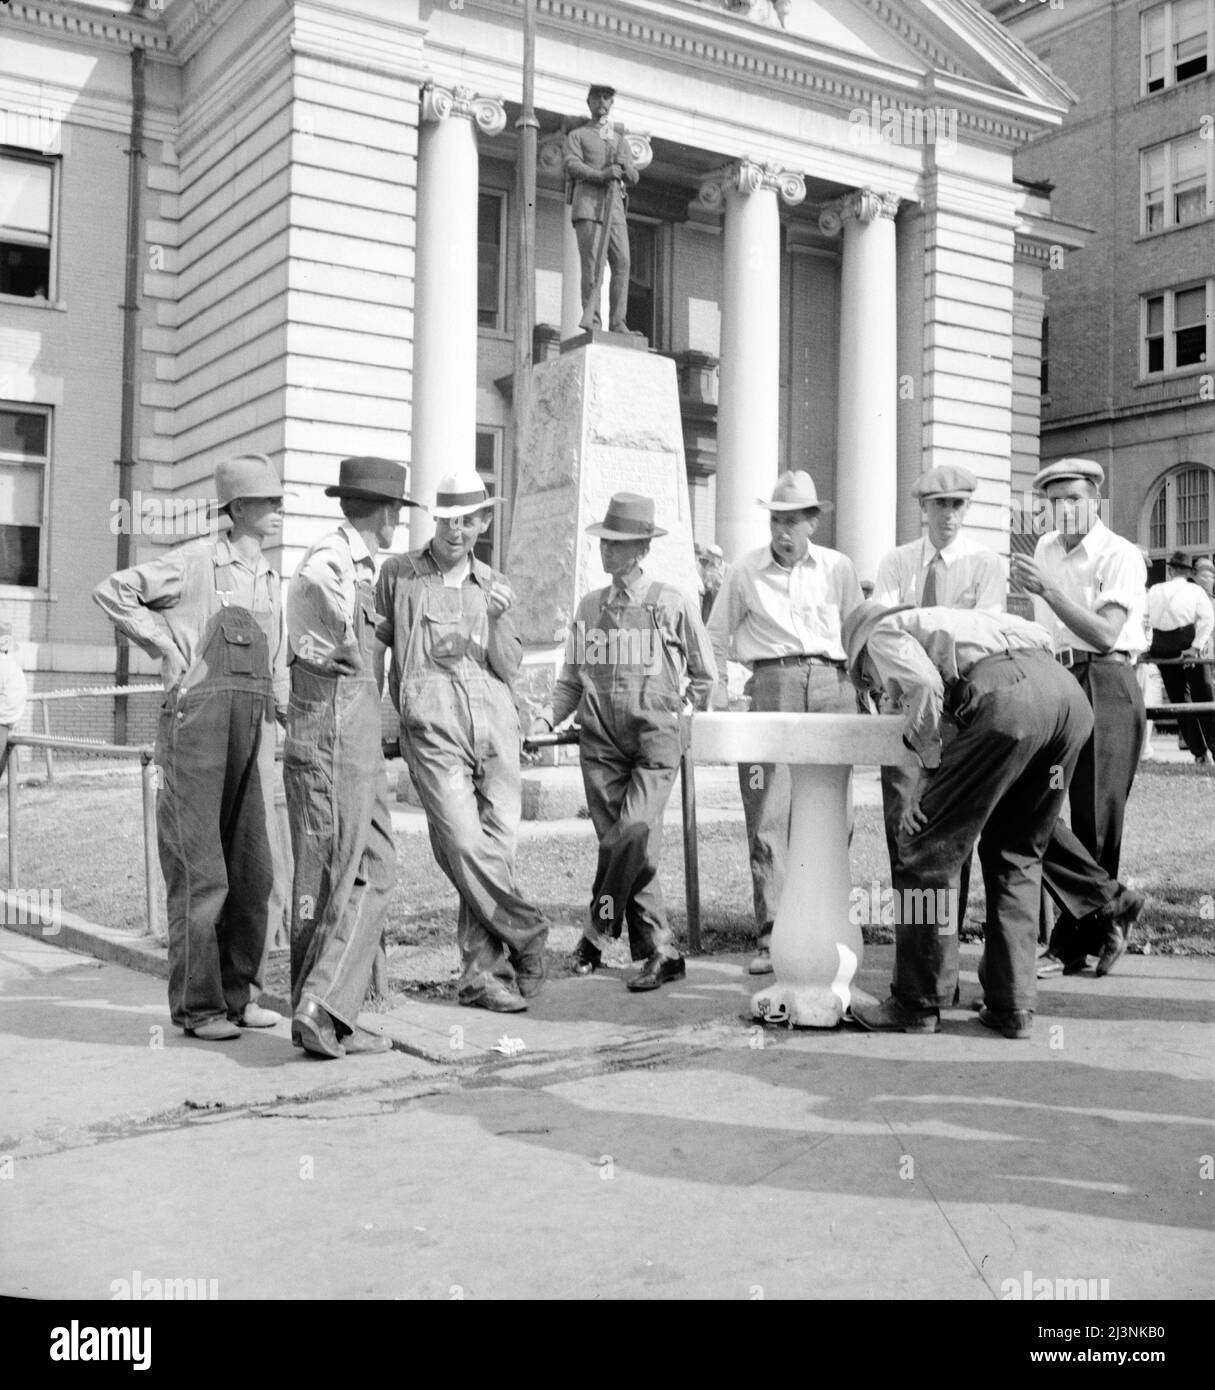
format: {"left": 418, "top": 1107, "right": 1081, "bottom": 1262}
{"left": 2, "top": 925, "right": 1211, "bottom": 1301}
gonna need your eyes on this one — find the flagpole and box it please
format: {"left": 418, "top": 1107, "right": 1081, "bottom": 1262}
{"left": 509, "top": 0, "right": 538, "bottom": 551}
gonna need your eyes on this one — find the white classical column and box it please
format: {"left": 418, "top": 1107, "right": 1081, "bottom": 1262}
{"left": 554, "top": 129, "right": 653, "bottom": 339}
{"left": 819, "top": 189, "right": 902, "bottom": 583}
{"left": 412, "top": 83, "right": 505, "bottom": 544}
{"left": 699, "top": 160, "right": 805, "bottom": 561}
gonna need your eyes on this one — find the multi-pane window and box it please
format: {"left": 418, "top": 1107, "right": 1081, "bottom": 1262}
{"left": 473, "top": 429, "right": 502, "bottom": 568}
{"left": 0, "top": 152, "right": 55, "bottom": 300}
{"left": 1146, "top": 465, "right": 1214, "bottom": 558}
{"left": 477, "top": 191, "right": 506, "bottom": 331}
{"left": 1142, "top": 0, "right": 1211, "bottom": 93}
{"left": 1143, "top": 282, "right": 1212, "bottom": 374}
{"left": 1142, "top": 133, "right": 1211, "bottom": 233}
{"left": 0, "top": 405, "right": 50, "bottom": 588}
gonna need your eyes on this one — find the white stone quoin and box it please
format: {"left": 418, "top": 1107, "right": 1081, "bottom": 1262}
{"left": 699, "top": 159, "right": 806, "bottom": 561}
{"left": 820, "top": 190, "right": 902, "bottom": 583}
{"left": 412, "top": 83, "right": 505, "bottom": 544}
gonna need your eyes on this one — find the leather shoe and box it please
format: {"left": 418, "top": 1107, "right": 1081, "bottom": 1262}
{"left": 235, "top": 1003, "right": 283, "bottom": 1028}
{"left": 978, "top": 1004, "right": 1033, "bottom": 1039}
{"left": 292, "top": 1000, "right": 344, "bottom": 1059}
{"left": 186, "top": 1017, "right": 241, "bottom": 1041}
{"left": 458, "top": 978, "right": 527, "bottom": 1013}
{"left": 748, "top": 946, "right": 774, "bottom": 976}
{"left": 1037, "top": 950, "right": 1087, "bottom": 978}
{"left": 570, "top": 938, "right": 602, "bottom": 977}
{"left": 1095, "top": 924, "right": 1128, "bottom": 978}
{"left": 626, "top": 952, "right": 686, "bottom": 992}
{"left": 341, "top": 1027, "right": 392, "bottom": 1055}
{"left": 851, "top": 995, "right": 939, "bottom": 1034}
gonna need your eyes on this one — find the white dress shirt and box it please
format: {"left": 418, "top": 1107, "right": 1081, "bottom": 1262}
{"left": 706, "top": 541, "right": 863, "bottom": 670}
{"left": 873, "top": 533, "right": 1006, "bottom": 612}
{"left": 1147, "top": 576, "right": 1214, "bottom": 651}
{"left": 1030, "top": 520, "right": 1147, "bottom": 657}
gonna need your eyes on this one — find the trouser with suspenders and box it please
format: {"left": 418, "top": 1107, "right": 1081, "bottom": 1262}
{"left": 394, "top": 559, "right": 547, "bottom": 998}
{"left": 156, "top": 569, "right": 276, "bottom": 1031}
{"left": 286, "top": 579, "right": 395, "bottom": 1032}
{"left": 577, "top": 582, "right": 685, "bottom": 961}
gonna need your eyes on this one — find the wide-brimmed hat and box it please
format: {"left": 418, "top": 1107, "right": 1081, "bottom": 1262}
{"left": 1165, "top": 550, "right": 1193, "bottom": 572}
{"left": 215, "top": 453, "right": 285, "bottom": 510}
{"left": 431, "top": 469, "right": 504, "bottom": 519}
{"left": 325, "top": 457, "right": 419, "bottom": 506}
{"left": 841, "top": 600, "right": 915, "bottom": 683}
{"left": 1195, "top": 557, "right": 1215, "bottom": 576}
{"left": 912, "top": 464, "right": 977, "bottom": 501}
{"left": 1032, "top": 458, "right": 1105, "bottom": 493}
{"left": 760, "top": 470, "right": 833, "bottom": 514}
{"left": 586, "top": 493, "right": 668, "bottom": 540}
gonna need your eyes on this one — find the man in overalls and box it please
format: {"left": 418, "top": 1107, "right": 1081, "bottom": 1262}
{"left": 376, "top": 469, "right": 549, "bottom": 1014}
{"left": 286, "top": 456, "right": 415, "bottom": 1058}
{"left": 549, "top": 493, "right": 717, "bottom": 991}
{"left": 93, "top": 454, "right": 288, "bottom": 1041}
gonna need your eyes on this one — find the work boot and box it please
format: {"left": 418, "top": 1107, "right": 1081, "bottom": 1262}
{"left": 978, "top": 1005, "right": 1033, "bottom": 1039}
{"left": 570, "top": 938, "right": 602, "bottom": 977}
{"left": 458, "top": 978, "right": 527, "bottom": 1013}
{"left": 851, "top": 996, "right": 939, "bottom": 1034}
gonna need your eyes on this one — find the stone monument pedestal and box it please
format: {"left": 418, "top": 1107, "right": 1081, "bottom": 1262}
{"left": 506, "top": 340, "right": 700, "bottom": 722}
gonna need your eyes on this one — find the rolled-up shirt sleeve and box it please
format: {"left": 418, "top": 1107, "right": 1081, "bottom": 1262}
{"left": 866, "top": 623, "right": 946, "bottom": 770}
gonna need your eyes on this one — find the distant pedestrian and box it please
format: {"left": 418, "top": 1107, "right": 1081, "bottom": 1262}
{"left": 0, "top": 618, "right": 26, "bottom": 784}
{"left": 1147, "top": 551, "right": 1215, "bottom": 764}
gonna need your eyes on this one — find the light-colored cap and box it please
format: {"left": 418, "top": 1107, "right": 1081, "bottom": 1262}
{"left": 1032, "top": 457, "right": 1105, "bottom": 492}
{"left": 912, "top": 464, "right": 977, "bottom": 500}
{"left": 759, "top": 470, "right": 833, "bottom": 514}
{"left": 431, "top": 469, "right": 503, "bottom": 519}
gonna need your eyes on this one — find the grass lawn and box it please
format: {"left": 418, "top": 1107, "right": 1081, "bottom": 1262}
{"left": 7, "top": 759, "right": 1213, "bottom": 1003}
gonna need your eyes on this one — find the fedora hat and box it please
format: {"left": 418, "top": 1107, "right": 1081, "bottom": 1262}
{"left": 586, "top": 493, "right": 668, "bottom": 540}
{"left": 324, "top": 457, "right": 419, "bottom": 506}
{"left": 760, "top": 470, "right": 833, "bottom": 514}
{"left": 911, "top": 464, "right": 977, "bottom": 501}
{"left": 1165, "top": 550, "right": 1193, "bottom": 572}
{"left": 841, "top": 600, "right": 914, "bottom": 684}
{"left": 431, "top": 469, "right": 504, "bottom": 519}
{"left": 215, "top": 453, "right": 285, "bottom": 511}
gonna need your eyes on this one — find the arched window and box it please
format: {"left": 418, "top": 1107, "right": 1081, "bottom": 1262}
{"left": 1143, "top": 463, "right": 1215, "bottom": 561}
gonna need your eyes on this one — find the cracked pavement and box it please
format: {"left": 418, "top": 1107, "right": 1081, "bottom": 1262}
{"left": 1, "top": 927, "right": 1213, "bottom": 1300}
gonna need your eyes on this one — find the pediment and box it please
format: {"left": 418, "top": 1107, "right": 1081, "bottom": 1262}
{"left": 684, "top": 0, "right": 1073, "bottom": 109}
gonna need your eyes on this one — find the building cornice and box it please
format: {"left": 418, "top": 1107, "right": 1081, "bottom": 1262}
{"left": 465, "top": 0, "right": 1071, "bottom": 150}
{"left": 0, "top": 0, "right": 171, "bottom": 55}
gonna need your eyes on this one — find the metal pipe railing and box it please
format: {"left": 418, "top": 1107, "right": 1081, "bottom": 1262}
{"left": 4, "top": 732, "right": 164, "bottom": 944}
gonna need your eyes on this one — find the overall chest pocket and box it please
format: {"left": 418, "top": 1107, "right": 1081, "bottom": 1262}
{"left": 221, "top": 621, "right": 256, "bottom": 675}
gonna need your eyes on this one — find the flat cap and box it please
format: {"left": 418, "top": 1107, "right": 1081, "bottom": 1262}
{"left": 1032, "top": 457, "right": 1105, "bottom": 492}
{"left": 912, "top": 465, "right": 977, "bottom": 501}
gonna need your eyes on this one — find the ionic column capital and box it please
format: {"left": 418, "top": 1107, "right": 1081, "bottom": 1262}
{"left": 817, "top": 188, "right": 902, "bottom": 236}
{"left": 698, "top": 158, "right": 806, "bottom": 212}
{"left": 420, "top": 82, "right": 506, "bottom": 137}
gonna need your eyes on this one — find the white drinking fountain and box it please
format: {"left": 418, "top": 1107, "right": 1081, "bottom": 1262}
{"left": 691, "top": 712, "right": 918, "bottom": 1027}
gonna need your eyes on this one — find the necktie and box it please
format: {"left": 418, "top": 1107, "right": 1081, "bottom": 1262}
{"left": 920, "top": 552, "right": 942, "bottom": 607}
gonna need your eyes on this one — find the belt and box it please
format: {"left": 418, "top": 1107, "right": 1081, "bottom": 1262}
{"left": 752, "top": 653, "right": 845, "bottom": 670}
{"left": 1054, "top": 648, "right": 1132, "bottom": 668}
